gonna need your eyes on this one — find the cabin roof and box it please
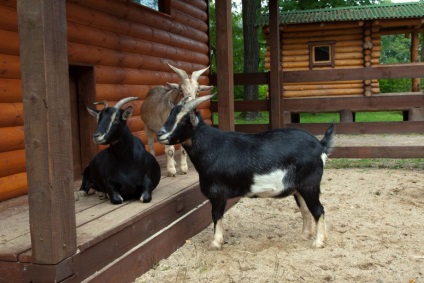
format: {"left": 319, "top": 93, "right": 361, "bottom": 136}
{"left": 258, "top": 2, "right": 424, "bottom": 26}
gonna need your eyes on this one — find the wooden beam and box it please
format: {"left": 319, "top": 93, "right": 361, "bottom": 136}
{"left": 17, "top": 0, "right": 77, "bottom": 264}
{"left": 268, "top": 0, "right": 282, "bottom": 128}
{"left": 282, "top": 63, "right": 424, "bottom": 83}
{"left": 411, "top": 31, "right": 420, "bottom": 92}
{"left": 215, "top": 1, "right": 234, "bottom": 131}
{"left": 281, "top": 94, "right": 424, "bottom": 112}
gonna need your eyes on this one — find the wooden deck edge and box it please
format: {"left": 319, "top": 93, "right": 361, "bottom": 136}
{"left": 331, "top": 146, "right": 424, "bottom": 158}
{"left": 6, "top": 182, "right": 206, "bottom": 283}
{"left": 73, "top": 199, "right": 239, "bottom": 283}
{"left": 80, "top": 199, "right": 212, "bottom": 283}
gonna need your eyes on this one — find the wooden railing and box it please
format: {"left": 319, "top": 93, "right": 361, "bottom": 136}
{"left": 209, "top": 63, "right": 424, "bottom": 135}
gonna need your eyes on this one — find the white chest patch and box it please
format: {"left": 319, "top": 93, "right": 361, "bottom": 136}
{"left": 247, "top": 169, "right": 288, "bottom": 198}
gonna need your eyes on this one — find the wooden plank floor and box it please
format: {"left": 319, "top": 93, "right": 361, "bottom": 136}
{"left": 0, "top": 153, "right": 207, "bottom": 282}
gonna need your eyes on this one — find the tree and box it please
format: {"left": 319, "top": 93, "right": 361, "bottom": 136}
{"left": 239, "top": 0, "right": 262, "bottom": 120}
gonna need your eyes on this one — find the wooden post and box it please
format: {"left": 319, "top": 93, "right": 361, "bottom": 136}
{"left": 215, "top": 1, "right": 234, "bottom": 131}
{"left": 17, "top": 0, "right": 77, "bottom": 264}
{"left": 411, "top": 30, "right": 420, "bottom": 92}
{"left": 269, "top": 0, "right": 282, "bottom": 128}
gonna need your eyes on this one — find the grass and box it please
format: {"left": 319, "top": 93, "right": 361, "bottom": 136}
{"left": 213, "top": 111, "right": 404, "bottom": 124}
{"left": 326, "top": 158, "right": 424, "bottom": 169}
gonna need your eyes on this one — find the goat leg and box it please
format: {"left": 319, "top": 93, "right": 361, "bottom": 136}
{"left": 209, "top": 198, "right": 227, "bottom": 251}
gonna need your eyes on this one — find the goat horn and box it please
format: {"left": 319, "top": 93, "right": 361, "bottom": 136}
{"left": 191, "top": 66, "right": 209, "bottom": 82}
{"left": 168, "top": 64, "right": 189, "bottom": 80}
{"left": 93, "top": 100, "right": 108, "bottom": 108}
{"left": 113, "top": 97, "right": 139, "bottom": 110}
{"left": 183, "top": 94, "right": 214, "bottom": 112}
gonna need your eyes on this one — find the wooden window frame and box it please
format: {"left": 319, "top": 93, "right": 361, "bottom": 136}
{"left": 130, "top": 0, "right": 171, "bottom": 14}
{"left": 308, "top": 41, "right": 336, "bottom": 69}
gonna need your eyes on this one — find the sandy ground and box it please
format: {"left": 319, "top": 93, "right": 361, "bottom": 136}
{"left": 134, "top": 168, "right": 424, "bottom": 283}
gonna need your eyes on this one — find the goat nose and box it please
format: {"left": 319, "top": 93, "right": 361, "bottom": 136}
{"left": 93, "top": 132, "right": 101, "bottom": 139}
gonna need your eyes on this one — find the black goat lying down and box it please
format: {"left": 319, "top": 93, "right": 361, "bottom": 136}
{"left": 157, "top": 95, "right": 335, "bottom": 250}
{"left": 80, "top": 97, "right": 161, "bottom": 205}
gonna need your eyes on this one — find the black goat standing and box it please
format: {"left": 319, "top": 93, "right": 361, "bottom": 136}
{"left": 79, "top": 97, "right": 161, "bottom": 204}
{"left": 157, "top": 95, "right": 335, "bottom": 250}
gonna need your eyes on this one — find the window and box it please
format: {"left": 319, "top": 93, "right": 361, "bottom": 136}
{"left": 308, "top": 41, "right": 335, "bottom": 69}
{"left": 131, "top": 0, "right": 169, "bottom": 13}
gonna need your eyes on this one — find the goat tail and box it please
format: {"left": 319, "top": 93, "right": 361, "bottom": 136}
{"left": 320, "top": 123, "right": 335, "bottom": 156}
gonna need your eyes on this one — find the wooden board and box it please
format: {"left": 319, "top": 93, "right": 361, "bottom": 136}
{"left": 0, "top": 154, "right": 217, "bottom": 282}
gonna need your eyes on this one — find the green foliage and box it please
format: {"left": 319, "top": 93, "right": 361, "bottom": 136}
{"left": 379, "top": 33, "right": 424, "bottom": 93}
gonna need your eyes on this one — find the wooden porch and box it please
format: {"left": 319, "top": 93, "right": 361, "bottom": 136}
{"left": 0, "top": 155, "right": 219, "bottom": 283}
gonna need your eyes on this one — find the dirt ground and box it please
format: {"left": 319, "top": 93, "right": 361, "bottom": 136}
{"left": 134, "top": 168, "right": 424, "bottom": 283}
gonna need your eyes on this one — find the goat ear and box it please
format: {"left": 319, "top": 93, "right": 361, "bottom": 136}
{"left": 122, "top": 106, "right": 133, "bottom": 121}
{"left": 86, "top": 106, "right": 99, "bottom": 117}
{"left": 168, "top": 99, "right": 176, "bottom": 108}
{"left": 166, "top": 82, "right": 179, "bottom": 90}
{"left": 199, "top": 85, "right": 213, "bottom": 92}
{"left": 183, "top": 94, "right": 214, "bottom": 112}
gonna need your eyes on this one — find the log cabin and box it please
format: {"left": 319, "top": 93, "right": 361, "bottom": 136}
{"left": 0, "top": 0, "right": 218, "bottom": 282}
{"left": 258, "top": 2, "right": 424, "bottom": 125}
{"left": 0, "top": 1, "right": 423, "bottom": 282}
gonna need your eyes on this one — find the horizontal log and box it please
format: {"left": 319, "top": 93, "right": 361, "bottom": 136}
{"left": 172, "top": 7, "right": 209, "bottom": 33}
{"left": 94, "top": 65, "right": 210, "bottom": 85}
{"left": 286, "top": 80, "right": 362, "bottom": 86}
{"left": 0, "top": 4, "right": 17, "bottom": 32}
{"left": 217, "top": 94, "right": 423, "bottom": 113}
{"left": 281, "top": 34, "right": 363, "bottom": 45}
{"left": 0, "top": 172, "right": 27, "bottom": 202}
{"left": 281, "top": 49, "right": 309, "bottom": 56}
{"left": 281, "top": 55, "right": 309, "bottom": 62}
{"left": 379, "top": 18, "right": 424, "bottom": 27}
{"left": 283, "top": 28, "right": 363, "bottom": 39}
{"left": 0, "top": 79, "right": 22, "bottom": 103}
{"left": 67, "top": 22, "right": 209, "bottom": 66}
{"left": 284, "top": 88, "right": 364, "bottom": 98}
{"left": 67, "top": 0, "right": 208, "bottom": 44}
{"left": 95, "top": 84, "right": 154, "bottom": 101}
{"left": 68, "top": 42, "right": 208, "bottom": 72}
{"left": 335, "top": 52, "right": 364, "bottom": 60}
{"left": 172, "top": 0, "right": 208, "bottom": 22}
{"left": 0, "top": 29, "right": 19, "bottom": 56}
{"left": 288, "top": 121, "right": 424, "bottom": 136}
{"left": 229, "top": 122, "right": 424, "bottom": 138}
{"left": 284, "top": 83, "right": 363, "bottom": 91}
{"left": 0, "top": 126, "right": 25, "bottom": 153}
{"left": 0, "top": 103, "right": 24, "bottom": 127}
{"left": 184, "top": 0, "right": 208, "bottom": 10}
{"left": 282, "top": 63, "right": 424, "bottom": 82}
{"left": 0, "top": 54, "right": 21, "bottom": 79}
{"left": 282, "top": 61, "right": 309, "bottom": 68}
{"left": 282, "top": 93, "right": 424, "bottom": 112}
{"left": 265, "top": 21, "right": 362, "bottom": 33}
{"left": 0, "top": 149, "right": 26, "bottom": 178}
{"left": 331, "top": 146, "right": 424, "bottom": 159}
{"left": 66, "top": 2, "right": 209, "bottom": 54}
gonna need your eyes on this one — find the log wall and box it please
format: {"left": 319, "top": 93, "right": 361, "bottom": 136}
{"left": 0, "top": 0, "right": 211, "bottom": 201}
{"left": 263, "top": 21, "right": 381, "bottom": 98}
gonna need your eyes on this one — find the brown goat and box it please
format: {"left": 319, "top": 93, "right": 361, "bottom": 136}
{"left": 140, "top": 64, "right": 212, "bottom": 176}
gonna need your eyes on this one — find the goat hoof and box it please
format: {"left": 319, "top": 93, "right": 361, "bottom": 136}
{"left": 209, "top": 240, "right": 222, "bottom": 251}
{"left": 167, "top": 171, "right": 177, "bottom": 177}
{"left": 313, "top": 239, "right": 325, "bottom": 248}
{"left": 140, "top": 194, "right": 152, "bottom": 203}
